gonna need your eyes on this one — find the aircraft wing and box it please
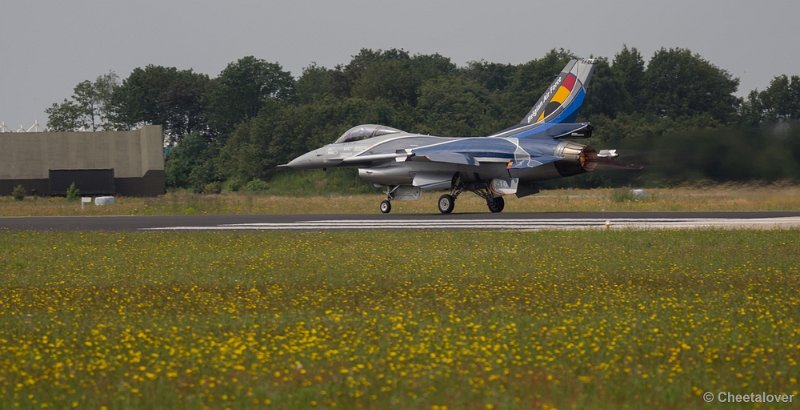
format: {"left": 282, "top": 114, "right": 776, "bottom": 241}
{"left": 408, "top": 138, "right": 514, "bottom": 165}
{"left": 338, "top": 151, "right": 479, "bottom": 167}
{"left": 410, "top": 145, "right": 561, "bottom": 171}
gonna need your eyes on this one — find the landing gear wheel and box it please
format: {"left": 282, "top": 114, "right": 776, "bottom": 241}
{"left": 380, "top": 200, "right": 392, "bottom": 214}
{"left": 487, "top": 196, "right": 505, "bottom": 213}
{"left": 438, "top": 194, "right": 455, "bottom": 214}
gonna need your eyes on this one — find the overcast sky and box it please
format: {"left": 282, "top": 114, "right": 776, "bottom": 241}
{"left": 1, "top": 0, "right": 798, "bottom": 128}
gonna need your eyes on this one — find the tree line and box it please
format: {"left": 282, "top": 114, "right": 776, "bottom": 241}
{"left": 46, "top": 47, "right": 800, "bottom": 192}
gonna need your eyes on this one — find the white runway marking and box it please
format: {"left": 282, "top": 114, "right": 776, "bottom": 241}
{"left": 143, "top": 217, "right": 800, "bottom": 231}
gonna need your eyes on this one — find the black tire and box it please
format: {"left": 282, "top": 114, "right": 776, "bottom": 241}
{"left": 487, "top": 196, "right": 505, "bottom": 213}
{"left": 438, "top": 194, "right": 455, "bottom": 214}
{"left": 380, "top": 200, "right": 392, "bottom": 214}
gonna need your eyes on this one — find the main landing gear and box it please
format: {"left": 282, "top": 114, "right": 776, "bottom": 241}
{"left": 487, "top": 196, "right": 505, "bottom": 213}
{"left": 435, "top": 176, "right": 505, "bottom": 214}
{"left": 378, "top": 180, "right": 506, "bottom": 214}
{"left": 436, "top": 190, "right": 504, "bottom": 214}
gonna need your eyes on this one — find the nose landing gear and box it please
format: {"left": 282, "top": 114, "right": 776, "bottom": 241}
{"left": 379, "top": 200, "right": 392, "bottom": 214}
{"left": 379, "top": 185, "right": 401, "bottom": 214}
{"left": 437, "top": 194, "right": 455, "bottom": 214}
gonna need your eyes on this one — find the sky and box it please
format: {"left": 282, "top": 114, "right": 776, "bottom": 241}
{"left": 2, "top": 0, "right": 798, "bottom": 128}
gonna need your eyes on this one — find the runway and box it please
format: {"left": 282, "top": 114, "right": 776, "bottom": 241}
{"left": 1, "top": 212, "right": 800, "bottom": 231}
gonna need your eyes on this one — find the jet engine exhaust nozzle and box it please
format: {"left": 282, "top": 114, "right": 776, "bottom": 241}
{"left": 554, "top": 141, "right": 599, "bottom": 175}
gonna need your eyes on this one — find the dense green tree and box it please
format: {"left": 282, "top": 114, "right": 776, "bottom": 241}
{"left": 758, "top": 75, "right": 800, "bottom": 122}
{"left": 216, "top": 102, "right": 296, "bottom": 182}
{"left": 349, "top": 50, "right": 455, "bottom": 107}
{"left": 158, "top": 71, "right": 211, "bottom": 141}
{"left": 92, "top": 72, "right": 120, "bottom": 125}
{"left": 46, "top": 72, "right": 119, "bottom": 131}
{"left": 643, "top": 48, "right": 739, "bottom": 121}
{"left": 110, "top": 66, "right": 209, "bottom": 142}
{"left": 739, "top": 90, "right": 766, "bottom": 126}
{"left": 416, "top": 76, "right": 501, "bottom": 136}
{"left": 111, "top": 65, "right": 180, "bottom": 129}
{"left": 611, "top": 46, "right": 645, "bottom": 112}
{"left": 408, "top": 53, "right": 457, "bottom": 83}
{"left": 164, "top": 132, "right": 221, "bottom": 190}
{"left": 583, "top": 58, "right": 628, "bottom": 119}
{"left": 45, "top": 99, "right": 83, "bottom": 131}
{"left": 295, "top": 63, "right": 337, "bottom": 104}
{"left": 738, "top": 75, "right": 800, "bottom": 125}
{"left": 72, "top": 80, "right": 102, "bottom": 130}
{"left": 206, "top": 56, "right": 294, "bottom": 134}
{"left": 215, "top": 121, "right": 261, "bottom": 185}
{"left": 328, "top": 49, "right": 456, "bottom": 107}
{"left": 350, "top": 59, "right": 418, "bottom": 105}
{"left": 332, "top": 48, "right": 411, "bottom": 97}
{"left": 460, "top": 60, "right": 514, "bottom": 92}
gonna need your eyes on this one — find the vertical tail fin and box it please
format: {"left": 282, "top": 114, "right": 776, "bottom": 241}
{"left": 521, "top": 59, "right": 598, "bottom": 125}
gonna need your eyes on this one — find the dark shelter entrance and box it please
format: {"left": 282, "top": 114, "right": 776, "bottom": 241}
{"left": 48, "top": 169, "right": 115, "bottom": 196}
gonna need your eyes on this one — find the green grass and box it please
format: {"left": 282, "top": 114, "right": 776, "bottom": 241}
{"left": 2, "top": 183, "right": 800, "bottom": 216}
{"left": 1, "top": 229, "right": 798, "bottom": 409}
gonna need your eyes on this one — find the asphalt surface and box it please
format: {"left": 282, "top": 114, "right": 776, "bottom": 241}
{"left": 1, "top": 211, "right": 800, "bottom": 231}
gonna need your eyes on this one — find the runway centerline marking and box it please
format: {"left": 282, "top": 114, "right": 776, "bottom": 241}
{"left": 142, "top": 216, "right": 800, "bottom": 231}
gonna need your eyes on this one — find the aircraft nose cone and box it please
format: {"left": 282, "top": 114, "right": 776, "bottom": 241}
{"left": 285, "top": 155, "right": 308, "bottom": 169}
{"left": 285, "top": 156, "right": 303, "bottom": 168}
{"left": 285, "top": 150, "right": 322, "bottom": 169}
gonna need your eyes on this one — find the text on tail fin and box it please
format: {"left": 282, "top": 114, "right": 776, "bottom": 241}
{"left": 522, "top": 59, "right": 597, "bottom": 125}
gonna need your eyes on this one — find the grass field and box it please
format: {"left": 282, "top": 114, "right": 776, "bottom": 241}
{"left": 1, "top": 230, "right": 798, "bottom": 409}
{"left": 2, "top": 184, "right": 800, "bottom": 216}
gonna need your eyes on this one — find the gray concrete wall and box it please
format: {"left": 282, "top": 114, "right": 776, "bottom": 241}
{"left": 0, "top": 125, "right": 165, "bottom": 196}
{"left": 0, "top": 125, "right": 163, "bottom": 179}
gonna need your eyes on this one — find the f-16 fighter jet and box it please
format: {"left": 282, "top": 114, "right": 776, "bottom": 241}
{"left": 284, "top": 59, "right": 621, "bottom": 214}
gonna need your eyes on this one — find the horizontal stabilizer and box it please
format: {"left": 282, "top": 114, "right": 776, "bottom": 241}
{"left": 598, "top": 149, "right": 618, "bottom": 158}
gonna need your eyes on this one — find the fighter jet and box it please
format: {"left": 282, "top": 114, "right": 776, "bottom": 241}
{"left": 284, "top": 58, "right": 620, "bottom": 214}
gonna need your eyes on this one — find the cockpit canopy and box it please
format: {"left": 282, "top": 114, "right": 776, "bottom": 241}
{"left": 334, "top": 124, "right": 404, "bottom": 144}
